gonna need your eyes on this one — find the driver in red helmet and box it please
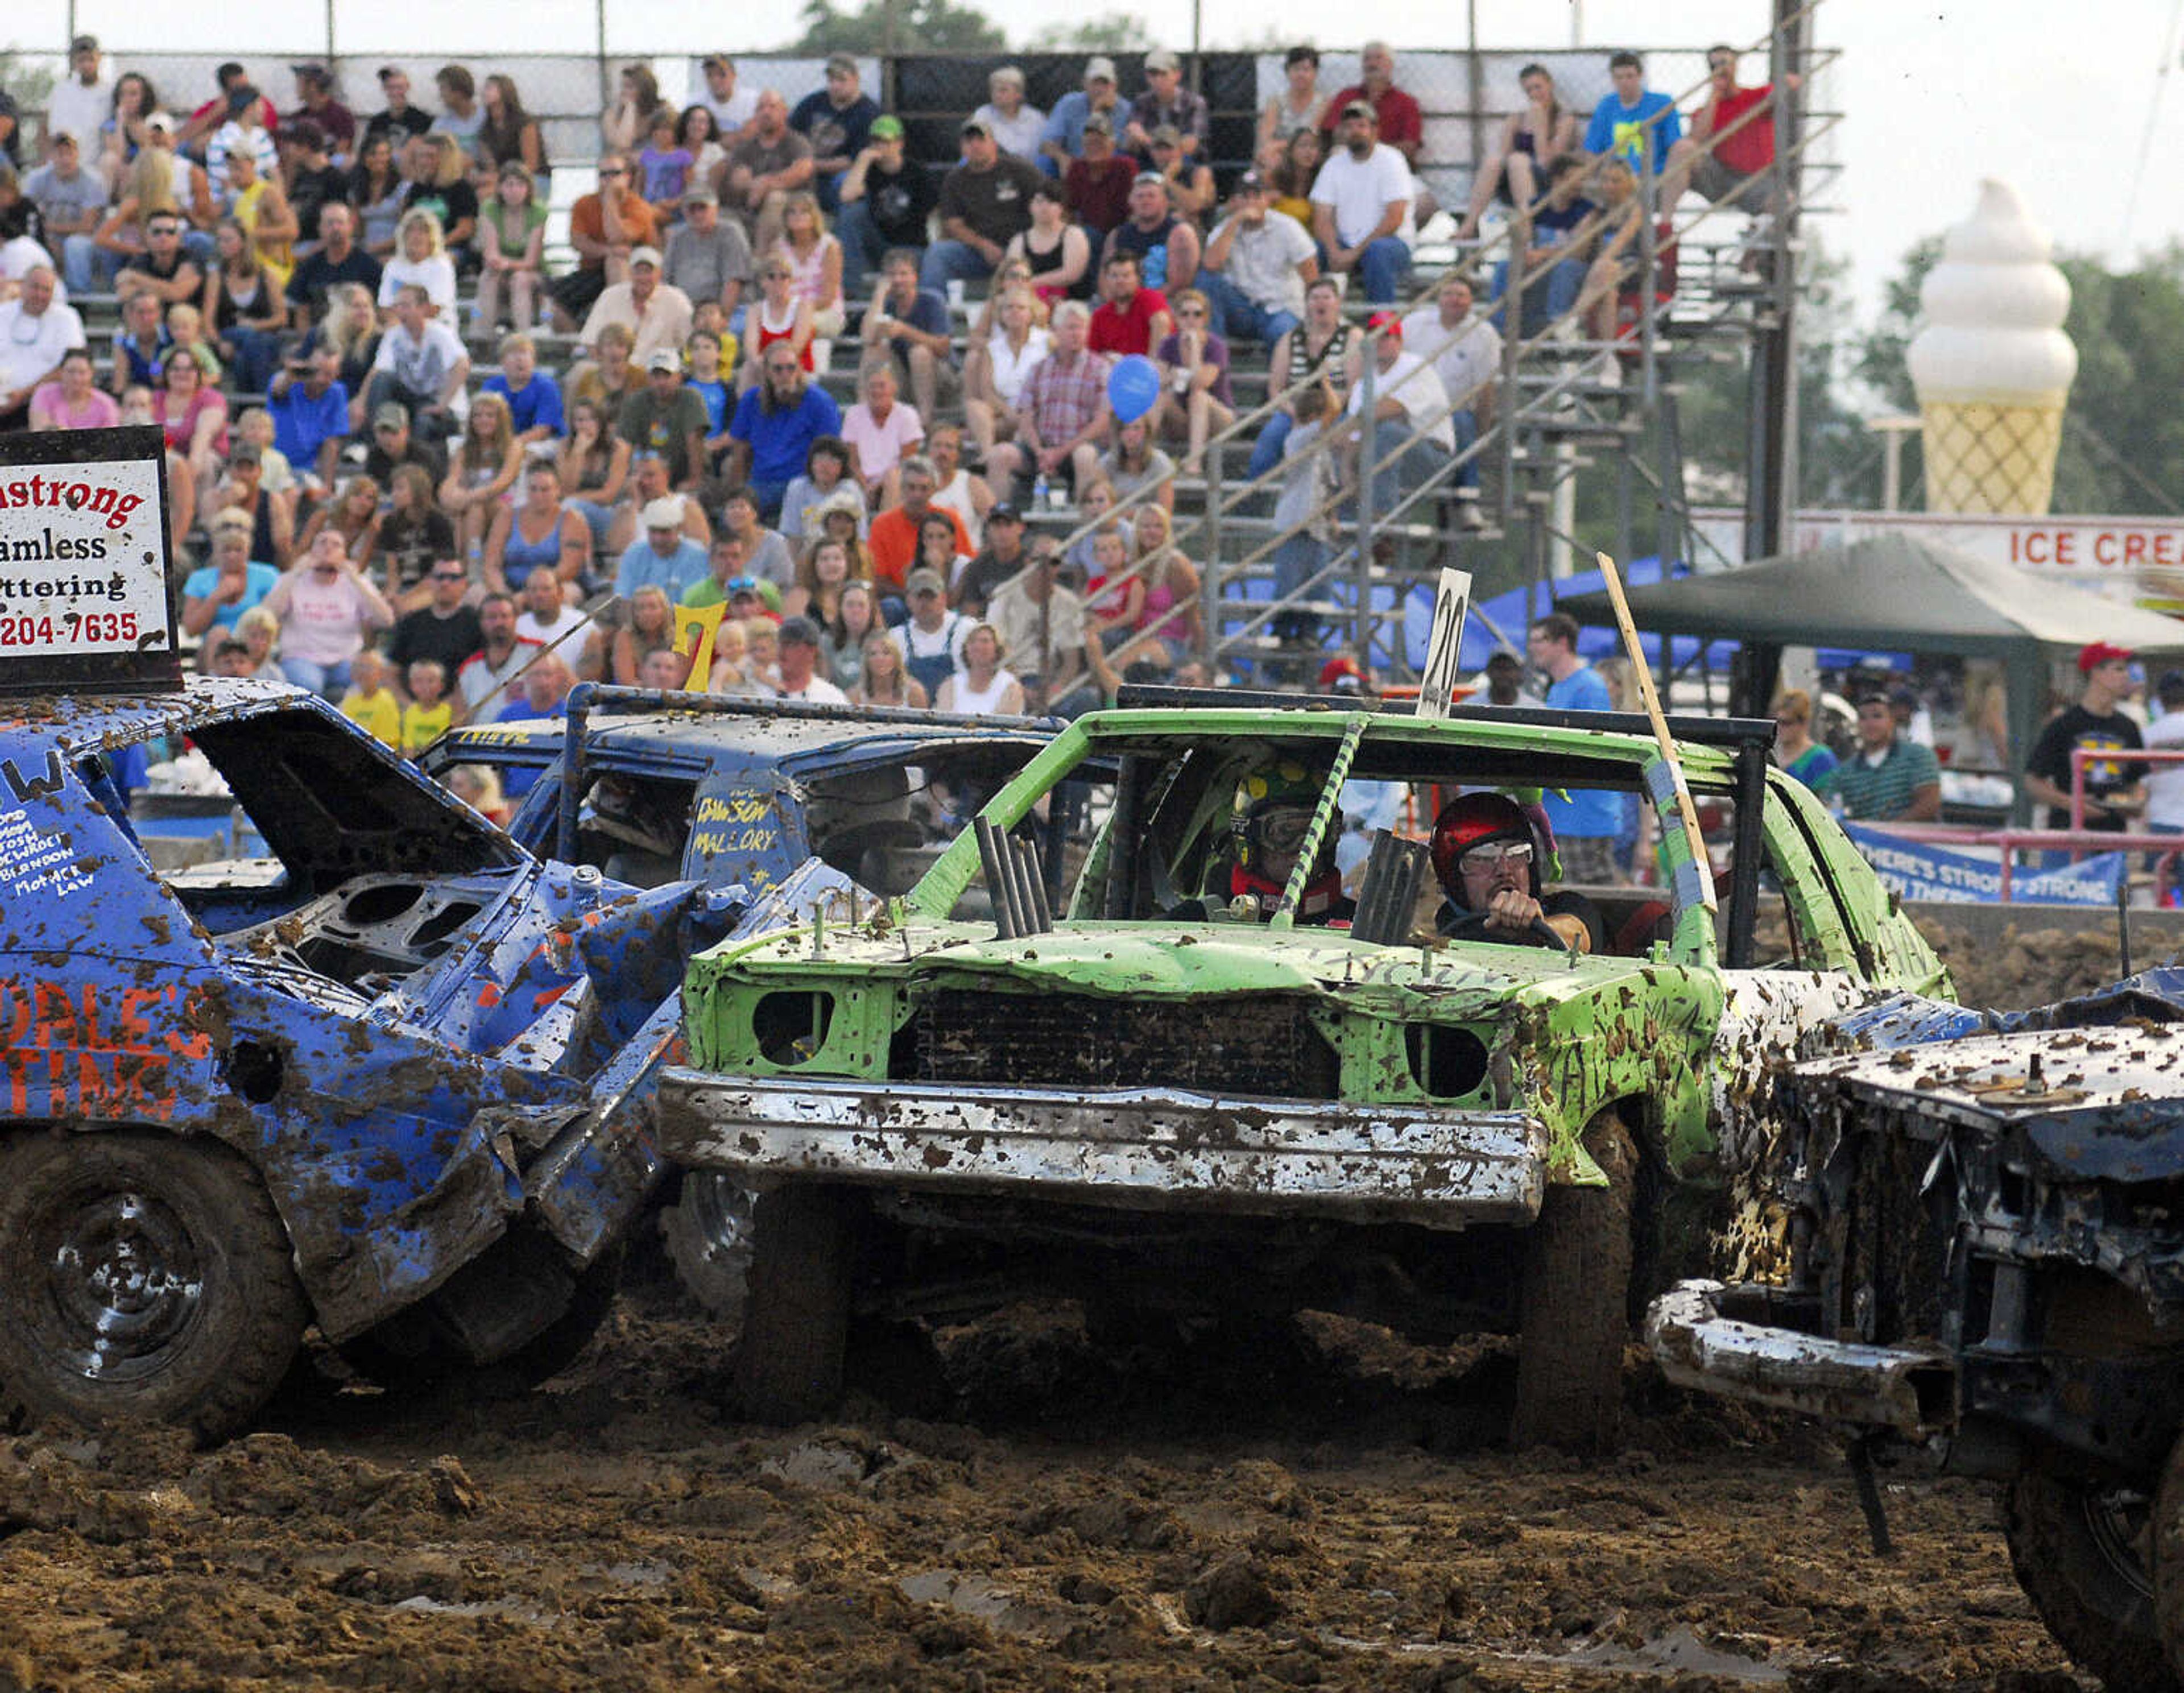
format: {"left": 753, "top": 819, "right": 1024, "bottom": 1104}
{"left": 1430, "top": 791, "right": 1603, "bottom": 953}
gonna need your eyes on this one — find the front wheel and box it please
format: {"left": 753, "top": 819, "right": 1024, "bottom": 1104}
{"left": 661, "top": 1173, "right": 756, "bottom": 1326}
{"left": 2008, "top": 1463, "right": 2175, "bottom": 1693}
{"left": 0, "top": 1129, "right": 308, "bottom": 1444}
{"left": 735, "top": 1186, "right": 858, "bottom": 1425}
{"left": 1510, "top": 1112, "right": 1634, "bottom": 1452}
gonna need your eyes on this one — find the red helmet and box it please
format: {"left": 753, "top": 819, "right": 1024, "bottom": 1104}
{"left": 1430, "top": 792, "right": 1538, "bottom": 896}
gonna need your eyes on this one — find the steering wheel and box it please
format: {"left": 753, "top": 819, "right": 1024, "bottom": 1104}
{"left": 1441, "top": 910, "right": 1572, "bottom": 953}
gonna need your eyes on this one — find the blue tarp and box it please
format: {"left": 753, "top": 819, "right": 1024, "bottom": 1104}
{"left": 1437, "top": 557, "right": 1740, "bottom": 672}
{"left": 1842, "top": 821, "right": 2128, "bottom": 906}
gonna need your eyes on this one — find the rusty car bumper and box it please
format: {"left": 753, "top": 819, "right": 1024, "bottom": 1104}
{"left": 1645, "top": 1279, "right": 1957, "bottom": 1437}
{"left": 655, "top": 1071, "right": 1549, "bottom": 1227}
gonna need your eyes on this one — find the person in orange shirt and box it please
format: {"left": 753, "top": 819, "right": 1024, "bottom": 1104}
{"left": 547, "top": 154, "right": 660, "bottom": 329}
{"left": 865, "top": 453, "right": 972, "bottom": 597}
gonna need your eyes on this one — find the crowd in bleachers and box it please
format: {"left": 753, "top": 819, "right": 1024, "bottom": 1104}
{"left": 0, "top": 35, "right": 1794, "bottom": 740}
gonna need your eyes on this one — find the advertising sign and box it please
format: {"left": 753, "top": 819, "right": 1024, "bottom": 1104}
{"left": 1842, "top": 821, "right": 2127, "bottom": 906}
{"left": 0, "top": 426, "right": 178, "bottom": 692}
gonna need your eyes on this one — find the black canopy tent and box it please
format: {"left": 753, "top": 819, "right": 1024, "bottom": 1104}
{"left": 1556, "top": 534, "right": 2184, "bottom": 823}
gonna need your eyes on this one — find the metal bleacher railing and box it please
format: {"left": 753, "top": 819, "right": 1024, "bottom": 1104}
{"left": 1011, "top": 5, "right": 1840, "bottom": 686}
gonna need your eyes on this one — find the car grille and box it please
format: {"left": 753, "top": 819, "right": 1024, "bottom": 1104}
{"left": 903, "top": 989, "right": 1340, "bottom": 1099}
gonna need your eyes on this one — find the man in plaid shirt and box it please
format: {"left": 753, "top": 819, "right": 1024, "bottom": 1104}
{"left": 1014, "top": 301, "right": 1112, "bottom": 496}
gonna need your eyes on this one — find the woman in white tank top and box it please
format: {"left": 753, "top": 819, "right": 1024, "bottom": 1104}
{"left": 935, "top": 623, "right": 1024, "bottom": 717}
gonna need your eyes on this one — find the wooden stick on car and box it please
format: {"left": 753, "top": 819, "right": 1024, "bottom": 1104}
{"left": 1594, "top": 550, "right": 1716, "bottom": 913}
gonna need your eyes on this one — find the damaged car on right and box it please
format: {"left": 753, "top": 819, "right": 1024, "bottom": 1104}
{"left": 1649, "top": 970, "right": 2184, "bottom": 1691}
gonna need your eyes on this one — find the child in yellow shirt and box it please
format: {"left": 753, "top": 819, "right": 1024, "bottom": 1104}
{"left": 338, "top": 650, "right": 401, "bottom": 747}
{"left": 401, "top": 659, "right": 454, "bottom": 756}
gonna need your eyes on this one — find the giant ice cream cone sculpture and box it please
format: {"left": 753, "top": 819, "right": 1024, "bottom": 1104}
{"left": 1907, "top": 179, "right": 2077, "bottom": 515}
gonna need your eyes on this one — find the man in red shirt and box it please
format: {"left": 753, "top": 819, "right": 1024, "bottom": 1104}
{"left": 1317, "top": 43, "right": 1423, "bottom": 167}
{"left": 1665, "top": 44, "right": 1801, "bottom": 213}
{"left": 1087, "top": 251, "right": 1172, "bottom": 359}
{"left": 1064, "top": 113, "right": 1135, "bottom": 239}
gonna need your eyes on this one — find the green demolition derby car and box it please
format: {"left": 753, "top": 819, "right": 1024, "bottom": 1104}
{"left": 655, "top": 688, "right": 1950, "bottom": 1441}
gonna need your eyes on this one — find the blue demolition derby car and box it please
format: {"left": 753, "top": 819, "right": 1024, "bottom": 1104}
{"left": 0, "top": 674, "right": 750, "bottom": 1441}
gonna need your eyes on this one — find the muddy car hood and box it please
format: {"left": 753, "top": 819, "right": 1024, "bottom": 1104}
{"left": 1796, "top": 1025, "right": 2184, "bottom": 1182}
{"left": 695, "top": 917, "right": 1674, "bottom": 1015}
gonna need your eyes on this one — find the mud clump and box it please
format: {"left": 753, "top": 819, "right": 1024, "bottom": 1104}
{"left": 0, "top": 1293, "right": 2096, "bottom": 1691}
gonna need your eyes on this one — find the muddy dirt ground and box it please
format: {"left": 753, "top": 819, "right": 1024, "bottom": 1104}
{"left": 0, "top": 1259, "right": 2091, "bottom": 1693}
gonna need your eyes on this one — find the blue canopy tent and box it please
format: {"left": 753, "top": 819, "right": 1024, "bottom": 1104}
{"left": 1418, "top": 558, "right": 1740, "bottom": 672}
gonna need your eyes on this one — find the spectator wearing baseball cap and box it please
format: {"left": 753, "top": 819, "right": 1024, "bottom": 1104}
{"left": 1342, "top": 309, "right": 1476, "bottom": 523}
{"left": 577, "top": 240, "right": 694, "bottom": 365}
{"left": 1312, "top": 97, "right": 1416, "bottom": 304}
{"left": 663, "top": 184, "right": 754, "bottom": 320}
{"left": 2025, "top": 643, "right": 2150, "bottom": 833}
{"left": 1063, "top": 111, "right": 1135, "bottom": 239}
{"left": 285, "top": 62, "right": 357, "bottom": 157}
{"left": 1040, "top": 56, "right": 1126, "bottom": 173}
{"left": 617, "top": 493, "right": 710, "bottom": 599}
{"left": 923, "top": 115, "right": 1046, "bottom": 295}
{"left": 1198, "top": 168, "right": 1318, "bottom": 346}
{"left": 1124, "top": 49, "right": 1209, "bottom": 165}
{"left": 616, "top": 346, "right": 710, "bottom": 491}
{"left": 837, "top": 115, "right": 934, "bottom": 296}
{"left": 789, "top": 53, "right": 879, "bottom": 213}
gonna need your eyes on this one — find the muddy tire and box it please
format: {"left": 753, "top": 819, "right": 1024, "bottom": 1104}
{"left": 660, "top": 1174, "right": 755, "bottom": 1326}
{"left": 735, "top": 1185, "right": 857, "bottom": 1425}
{"left": 2008, "top": 1464, "right": 2175, "bottom": 1693}
{"left": 339, "top": 1239, "right": 624, "bottom": 1394}
{"left": 1510, "top": 1112, "right": 1634, "bottom": 1452}
{"left": 0, "top": 1129, "right": 307, "bottom": 1444}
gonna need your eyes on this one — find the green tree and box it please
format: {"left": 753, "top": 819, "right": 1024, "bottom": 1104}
{"left": 1024, "top": 12, "right": 1160, "bottom": 51}
{"left": 790, "top": 0, "right": 1006, "bottom": 55}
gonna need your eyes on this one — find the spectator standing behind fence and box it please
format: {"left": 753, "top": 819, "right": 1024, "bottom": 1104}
{"left": 975, "top": 68, "right": 1046, "bottom": 163}
{"left": 1311, "top": 102, "right": 1413, "bottom": 306}
{"left": 836, "top": 116, "right": 934, "bottom": 299}
{"left": 1317, "top": 44, "right": 1424, "bottom": 167}
{"left": 1199, "top": 169, "right": 1316, "bottom": 347}
{"left": 925, "top": 119, "right": 1045, "bottom": 295}
{"left": 1459, "top": 64, "right": 1582, "bottom": 240}
{"left": 725, "top": 92, "right": 814, "bottom": 258}
{"left": 2025, "top": 642, "right": 2149, "bottom": 833}
{"left": 1042, "top": 57, "right": 1126, "bottom": 175}
{"left": 791, "top": 55, "right": 879, "bottom": 216}
{"left": 1585, "top": 52, "right": 1681, "bottom": 182}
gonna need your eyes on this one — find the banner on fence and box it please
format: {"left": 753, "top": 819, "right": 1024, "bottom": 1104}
{"left": 1842, "top": 821, "right": 2128, "bottom": 906}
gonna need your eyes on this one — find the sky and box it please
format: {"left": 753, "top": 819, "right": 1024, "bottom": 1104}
{"left": 15, "top": 0, "right": 2184, "bottom": 318}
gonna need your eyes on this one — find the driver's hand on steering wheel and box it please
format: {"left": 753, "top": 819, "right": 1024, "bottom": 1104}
{"left": 1483, "top": 889, "right": 1545, "bottom": 934}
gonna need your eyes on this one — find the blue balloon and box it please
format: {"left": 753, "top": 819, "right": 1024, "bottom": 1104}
{"left": 1106, "top": 354, "right": 1161, "bottom": 424}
